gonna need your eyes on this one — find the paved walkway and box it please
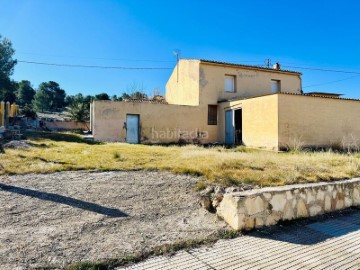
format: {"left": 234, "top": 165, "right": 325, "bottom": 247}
{"left": 118, "top": 209, "right": 360, "bottom": 270}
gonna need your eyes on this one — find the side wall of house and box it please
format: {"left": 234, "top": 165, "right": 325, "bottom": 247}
{"left": 198, "top": 63, "right": 301, "bottom": 105}
{"left": 218, "top": 95, "right": 279, "bottom": 150}
{"left": 92, "top": 101, "right": 217, "bottom": 143}
{"left": 278, "top": 94, "right": 360, "bottom": 149}
{"left": 165, "top": 59, "right": 200, "bottom": 106}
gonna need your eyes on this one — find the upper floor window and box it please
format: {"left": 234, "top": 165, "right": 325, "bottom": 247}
{"left": 225, "top": 75, "right": 236, "bottom": 93}
{"left": 271, "top": 79, "right": 281, "bottom": 93}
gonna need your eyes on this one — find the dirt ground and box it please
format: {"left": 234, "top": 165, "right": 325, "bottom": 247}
{"left": 0, "top": 171, "right": 227, "bottom": 270}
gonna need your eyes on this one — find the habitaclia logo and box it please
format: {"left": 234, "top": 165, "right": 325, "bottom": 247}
{"left": 151, "top": 128, "right": 209, "bottom": 143}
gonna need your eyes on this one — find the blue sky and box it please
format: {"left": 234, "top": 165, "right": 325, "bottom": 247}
{"left": 1, "top": 0, "right": 360, "bottom": 98}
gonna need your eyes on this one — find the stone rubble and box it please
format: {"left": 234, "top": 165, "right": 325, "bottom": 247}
{"left": 3, "top": 140, "right": 32, "bottom": 149}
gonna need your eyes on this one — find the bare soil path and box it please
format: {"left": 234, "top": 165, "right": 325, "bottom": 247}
{"left": 0, "top": 171, "right": 226, "bottom": 269}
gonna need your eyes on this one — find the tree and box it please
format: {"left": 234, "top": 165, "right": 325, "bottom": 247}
{"left": 21, "top": 104, "right": 37, "bottom": 119}
{"left": 120, "top": 91, "right": 148, "bottom": 100}
{"left": 66, "top": 93, "right": 93, "bottom": 109}
{"left": 52, "top": 87, "right": 66, "bottom": 109}
{"left": 0, "top": 84, "right": 16, "bottom": 103}
{"left": 83, "top": 95, "right": 94, "bottom": 104}
{"left": 121, "top": 92, "right": 131, "bottom": 99}
{"left": 95, "top": 93, "right": 110, "bottom": 100}
{"left": 16, "top": 80, "right": 36, "bottom": 106}
{"left": 32, "top": 88, "right": 51, "bottom": 112}
{"left": 36, "top": 81, "right": 66, "bottom": 110}
{"left": 0, "top": 35, "right": 17, "bottom": 78}
{"left": 66, "top": 93, "right": 89, "bottom": 122}
{"left": 31, "top": 81, "right": 67, "bottom": 111}
{"left": 131, "top": 91, "right": 148, "bottom": 100}
{"left": 121, "top": 81, "right": 149, "bottom": 100}
{"left": 0, "top": 35, "right": 17, "bottom": 102}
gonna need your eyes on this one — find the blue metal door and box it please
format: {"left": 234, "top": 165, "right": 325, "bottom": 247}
{"left": 126, "top": 114, "right": 139, "bottom": 144}
{"left": 225, "top": 110, "right": 235, "bottom": 144}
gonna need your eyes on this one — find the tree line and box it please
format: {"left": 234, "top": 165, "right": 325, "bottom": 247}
{"left": 0, "top": 35, "right": 153, "bottom": 122}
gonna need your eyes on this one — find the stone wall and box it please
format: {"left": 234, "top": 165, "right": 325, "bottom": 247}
{"left": 216, "top": 178, "right": 360, "bottom": 230}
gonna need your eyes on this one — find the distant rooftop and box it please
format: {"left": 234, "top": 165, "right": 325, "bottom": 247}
{"left": 305, "top": 92, "right": 343, "bottom": 98}
{"left": 193, "top": 59, "right": 302, "bottom": 75}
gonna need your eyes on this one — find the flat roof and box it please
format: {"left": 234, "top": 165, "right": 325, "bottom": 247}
{"left": 218, "top": 92, "right": 360, "bottom": 103}
{"left": 196, "top": 59, "right": 302, "bottom": 75}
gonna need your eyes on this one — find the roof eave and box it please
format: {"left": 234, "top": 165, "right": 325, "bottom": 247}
{"left": 198, "top": 59, "right": 302, "bottom": 75}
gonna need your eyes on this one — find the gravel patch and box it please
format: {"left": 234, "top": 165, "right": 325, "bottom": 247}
{"left": 0, "top": 171, "right": 226, "bottom": 269}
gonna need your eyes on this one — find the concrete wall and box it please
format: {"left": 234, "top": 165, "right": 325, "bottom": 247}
{"left": 278, "top": 94, "right": 360, "bottom": 149}
{"left": 165, "top": 59, "right": 200, "bottom": 106}
{"left": 217, "top": 178, "right": 360, "bottom": 230}
{"left": 92, "top": 100, "right": 217, "bottom": 143}
{"left": 218, "top": 95, "right": 279, "bottom": 150}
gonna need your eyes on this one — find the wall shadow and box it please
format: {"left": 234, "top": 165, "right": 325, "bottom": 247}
{"left": 0, "top": 183, "right": 128, "bottom": 218}
{"left": 247, "top": 209, "right": 360, "bottom": 245}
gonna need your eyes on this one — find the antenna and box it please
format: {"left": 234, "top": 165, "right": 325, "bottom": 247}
{"left": 173, "top": 49, "right": 181, "bottom": 62}
{"left": 173, "top": 49, "right": 181, "bottom": 83}
{"left": 265, "top": 58, "right": 272, "bottom": 68}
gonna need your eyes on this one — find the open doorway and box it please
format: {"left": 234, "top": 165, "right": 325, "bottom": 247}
{"left": 234, "top": 109, "right": 242, "bottom": 145}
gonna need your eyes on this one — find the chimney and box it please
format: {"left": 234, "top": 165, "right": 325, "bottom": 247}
{"left": 273, "top": 62, "right": 281, "bottom": 70}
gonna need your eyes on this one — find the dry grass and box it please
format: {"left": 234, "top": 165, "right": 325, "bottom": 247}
{"left": 1, "top": 131, "right": 360, "bottom": 187}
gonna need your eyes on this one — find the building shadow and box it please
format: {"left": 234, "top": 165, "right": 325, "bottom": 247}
{"left": 246, "top": 209, "right": 360, "bottom": 245}
{"left": 0, "top": 183, "right": 128, "bottom": 218}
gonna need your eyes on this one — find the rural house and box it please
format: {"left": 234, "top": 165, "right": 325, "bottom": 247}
{"left": 91, "top": 59, "right": 360, "bottom": 150}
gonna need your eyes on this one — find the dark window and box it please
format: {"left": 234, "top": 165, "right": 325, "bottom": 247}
{"left": 208, "top": 105, "right": 218, "bottom": 125}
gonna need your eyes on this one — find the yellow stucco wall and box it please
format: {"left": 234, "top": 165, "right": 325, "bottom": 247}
{"left": 218, "top": 94, "right": 279, "bottom": 150}
{"left": 165, "top": 60, "right": 301, "bottom": 107}
{"left": 278, "top": 94, "right": 360, "bottom": 149}
{"left": 165, "top": 59, "right": 200, "bottom": 106}
{"left": 92, "top": 100, "right": 217, "bottom": 143}
{"left": 198, "top": 62, "right": 301, "bottom": 105}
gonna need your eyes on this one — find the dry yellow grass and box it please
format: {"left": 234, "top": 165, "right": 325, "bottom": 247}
{"left": 1, "top": 131, "right": 360, "bottom": 187}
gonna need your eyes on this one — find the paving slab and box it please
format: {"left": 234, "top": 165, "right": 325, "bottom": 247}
{"left": 118, "top": 210, "right": 360, "bottom": 270}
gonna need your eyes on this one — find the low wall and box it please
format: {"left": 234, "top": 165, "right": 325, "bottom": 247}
{"left": 45, "top": 121, "right": 89, "bottom": 131}
{"left": 216, "top": 178, "right": 360, "bottom": 230}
